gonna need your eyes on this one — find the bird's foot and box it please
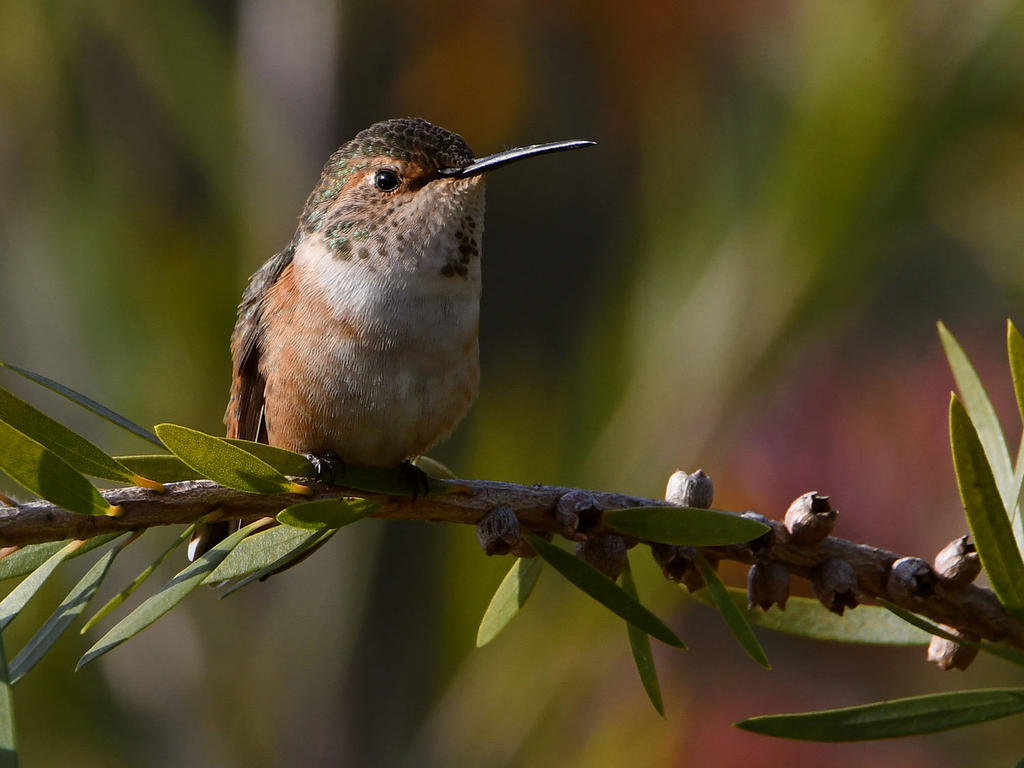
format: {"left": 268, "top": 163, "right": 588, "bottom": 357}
{"left": 399, "top": 460, "right": 431, "bottom": 500}
{"left": 303, "top": 450, "right": 345, "bottom": 487}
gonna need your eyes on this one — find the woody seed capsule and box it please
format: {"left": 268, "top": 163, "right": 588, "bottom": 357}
{"left": 934, "top": 536, "right": 981, "bottom": 588}
{"left": 811, "top": 558, "right": 859, "bottom": 615}
{"left": 888, "top": 557, "right": 936, "bottom": 601}
{"left": 927, "top": 626, "right": 980, "bottom": 671}
{"left": 651, "top": 543, "right": 704, "bottom": 592}
{"left": 747, "top": 561, "right": 790, "bottom": 611}
{"left": 741, "top": 511, "right": 775, "bottom": 557}
{"left": 665, "top": 469, "right": 714, "bottom": 509}
{"left": 576, "top": 533, "right": 628, "bottom": 580}
{"left": 656, "top": 469, "right": 714, "bottom": 590}
{"left": 555, "top": 489, "right": 602, "bottom": 541}
{"left": 476, "top": 505, "right": 524, "bottom": 557}
{"left": 784, "top": 492, "right": 837, "bottom": 546}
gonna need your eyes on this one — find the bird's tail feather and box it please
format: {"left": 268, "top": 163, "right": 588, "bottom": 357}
{"left": 187, "top": 520, "right": 236, "bottom": 561}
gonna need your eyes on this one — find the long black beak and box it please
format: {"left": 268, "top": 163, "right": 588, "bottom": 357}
{"left": 437, "top": 139, "right": 596, "bottom": 179}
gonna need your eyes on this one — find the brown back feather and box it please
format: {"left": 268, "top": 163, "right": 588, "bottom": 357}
{"left": 224, "top": 243, "right": 295, "bottom": 442}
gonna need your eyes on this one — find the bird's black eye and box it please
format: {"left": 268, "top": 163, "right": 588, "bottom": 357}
{"left": 373, "top": 168, "right": 401, "bottom": 192}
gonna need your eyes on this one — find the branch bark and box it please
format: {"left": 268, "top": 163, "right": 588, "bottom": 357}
{"left": 0, "top": 477, "right": 1020, "bottom": 652}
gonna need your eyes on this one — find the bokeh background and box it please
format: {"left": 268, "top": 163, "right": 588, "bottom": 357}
{"left": 2, "top": 1, "right": 1024, "bottom": 765}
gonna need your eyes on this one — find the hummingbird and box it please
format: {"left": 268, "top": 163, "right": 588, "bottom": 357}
{"left": 188, "top": 117, "right": 594, "bottom": 559}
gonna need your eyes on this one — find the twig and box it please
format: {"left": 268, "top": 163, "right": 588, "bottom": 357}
{"left": 0, "top": 477, "right": 1020, "bottom": 652}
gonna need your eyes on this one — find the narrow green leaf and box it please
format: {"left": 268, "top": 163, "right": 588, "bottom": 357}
{"left": 276, "top": 498, "right": 376, "bottom": 530}
{"left": 1011, "top": 439, "right": 1024, "bottom": 551}
{"left": 692, "top": 589, "right": 928, "bottom": 645}
{"left": 219, "top": 528, "right": 333, "bottom": 599}
{"left": 1009, "top": 321, "right": 1024, "bottom": 430}
{"left": 939, "top": 322, "right": 1014, "bottom": 504}
{"left": 524, "top": 533, "right": 685, "bottom": 649}
{"left": 223, "top": 439, "right": 315, "bottom": 478}
{"left": 0, "top": 421, "right": 113, "bottom": 515}
{"left": 10, "top": 542, "right": 124, "bottom": 683}
{"left": 1006, "top": 320, "right": 1024, "bottom": 548}
{"left": 604, "top": 506, "right": 768, "bottom": 546}
{"left": 694, "top": 553, "right": 769, "bottom": 668}
{"left": 114, "top": 455, "right": 204, "bottom": 483}
{"left": 0, "top": 541, "right": 80, "bottom": 630}
{"left": 81, "top": 526, "right": 195, "bottom": 634}
{"left": 950, "top": 395, "right": 1024, "bottom": 621}
{"left": 0, "top": 534, "right": 122, "bottom": 584}
{"left": 878, "top": 599, "right": 1024, "bottom": 667}
{"left": 0, "top": 628, "right": 17, "bottom": 767}
{"left": 0, "top": 385, "right": 133, "bottom": 484}
{"left": 205, "top": 525, "right": 313, "bottom": 582}
{"left": 0, "top": 361, "right": 160, "bottom": 447}
{"left": 154, "top": 424, "right": 307, "bottom": 495}
{"left": 412, "top": 455, "right": 458, "bottom": 479}
{"left": 78, "top": 519, "right": 269, "bottom": 668}
{"left": 736, "top": 688, "right": 1024, "bottom": 741}
{"left": 222, "top": 500, "right": 377, "bottom": 594}
{"left": 0, "top": 544, "right": 64, "bottom": 584}
{"left": 620, "top": 561, "right": 664, "bottom": 715}
{"left": 476, "top": 556, "right": 543, "bottom": 647}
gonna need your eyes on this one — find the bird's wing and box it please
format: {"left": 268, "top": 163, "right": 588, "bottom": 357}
{"left": 192, "top": 244, "right": 296, "bottom": 562}
{"left": 224, "top": 243, "right": 296, "bottom": 442}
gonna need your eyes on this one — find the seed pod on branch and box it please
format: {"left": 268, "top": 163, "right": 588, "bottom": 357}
{"left": 576, "top": 533, "right": 628, "bottom": 580}
{"left": 555, "top": 489, "right": 602, "bottom": 541}
{"left": 888, "top": 557, "right": 937, "bottom": 601}
{"left": 476, "top": 505, "right": 528, "bottom": 556}
{"left": 812, "top": 557, "right": 859, "bottom": 615}
{"left": 934, "top": 536, "right": 981, "bottom": 588}
{"left": 650, "top": 543, "right": 704, "bottom": 592}
{"left": 665, "top": 469, "right": 714, "bottom": 509}
{"left": 741, "top": 511, "right": 776, "bottom": 558}
{"left": 927, "top": 626, "right": 980, "bottom": 671}
{"left": 784, "top": 492, "right": 837, "bottom": 546}
{"left": 748, "top": 561, "right": 790, "bottom": 611}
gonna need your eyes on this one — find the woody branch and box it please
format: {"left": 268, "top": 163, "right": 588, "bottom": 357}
{"left": 0, "top": 473, "right": 1018, "bottom": 657}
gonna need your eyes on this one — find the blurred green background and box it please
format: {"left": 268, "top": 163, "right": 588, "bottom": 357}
{"left": 2, "top": 0, "right": 1024, "bottom": 765}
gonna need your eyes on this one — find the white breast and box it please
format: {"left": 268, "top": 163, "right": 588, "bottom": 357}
{"left": 282, "top": 224, "right": 483, "bottom": 465}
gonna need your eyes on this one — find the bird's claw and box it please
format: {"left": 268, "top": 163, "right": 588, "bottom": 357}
{"left": 399, "top": 460, "right": 431, "bottom": 500}
{"left": 303, "top": 450, "right": 345, "bottom": 486}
